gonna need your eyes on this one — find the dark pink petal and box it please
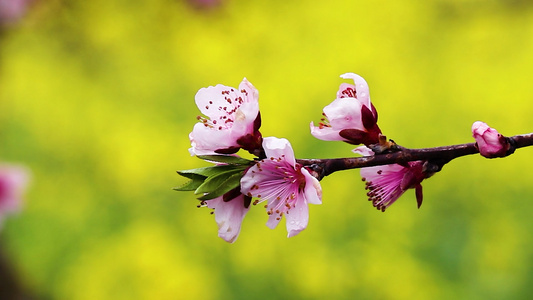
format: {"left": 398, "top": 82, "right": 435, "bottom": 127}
{"left": 355, "top": 146, "right": 426, "bottom": 211}
{"left": 472, "top": 121, "right": 510, "bottom": 158}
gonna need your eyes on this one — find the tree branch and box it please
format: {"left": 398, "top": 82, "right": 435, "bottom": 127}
{"left": 297, "top": 133, "right": 533, "bottom": 180}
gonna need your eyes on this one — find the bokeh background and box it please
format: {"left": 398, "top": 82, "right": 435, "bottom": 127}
{"left": 1, "top": 0, "right": 533, "bottom": 299}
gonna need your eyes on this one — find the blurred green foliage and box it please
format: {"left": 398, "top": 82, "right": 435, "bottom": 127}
{"left": 1, "top": 0, "right": 533, "bottom": 299}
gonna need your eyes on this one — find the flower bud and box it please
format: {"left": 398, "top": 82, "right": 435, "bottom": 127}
{"left": 472, "top": 121, "right": 511, "bottom": 158}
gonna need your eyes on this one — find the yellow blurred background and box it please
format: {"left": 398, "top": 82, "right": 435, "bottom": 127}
{"left": 1, "top": 0, "right": 533, "bottom": 299}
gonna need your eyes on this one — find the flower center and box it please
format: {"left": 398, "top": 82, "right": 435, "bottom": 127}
{"left": 362, "top": 170, "right": 404, "bottom": 212}
{"left": 340, "top": 87, "right": 356, "bottom": 98}
{"left": 198, "top": 88, "right": 249, "bottom": 130}
{"left": 249, "top": 157, "right": 306, "bottom": 220}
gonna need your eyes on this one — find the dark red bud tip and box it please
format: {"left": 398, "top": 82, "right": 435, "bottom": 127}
{"left": 371, "top": 103, "right": 378, "bottom": 122}
{"left": 215, "top": 146, "right": 241, "bottom": 154}
{"left": 223, "top": 187, "right": 242, "bottom": 202}
{"left": 361, "top": 105, "right": 377, "bottom": 130}
{"left": 243, "top": 195, "right": 252, "bottom": 208}
{"left": 253, "top": 112, "right": 262, "bottom": 132}
{"left": 339, "top": 128, "right": 366, "bottom": 145}
{"left": 415, "top": 184, "right": 423, "bottom": 209}
{"left": 237, "top": 132, "right": 264, "bottom": 158}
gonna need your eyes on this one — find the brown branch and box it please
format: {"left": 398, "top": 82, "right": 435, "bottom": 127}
{"left": 297, "top": 133, "right": 533, "bottom": 180}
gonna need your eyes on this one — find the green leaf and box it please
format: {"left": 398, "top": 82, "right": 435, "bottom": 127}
{"left": 177, "top": 165, "right": 241, "bottom": 178}
{"left": 195, "top": 169, "right": 243, "bottom": 195}
{"left": 197, "top": 171, "right": 245, "bottom": 200}
{"left": 175, "top": 160, "right": 251, "bottom": 198}
{"left": 197, "top": 155, "right": 253, "bottom": 165}
{"left": 173, "top": 173, "right": 207, "bottom": 191}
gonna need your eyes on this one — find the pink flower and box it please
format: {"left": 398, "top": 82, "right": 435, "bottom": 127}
{"left": 202, "top": 191, "right": 251, "bottom": 243}
{"left": 0, "top": 165, "right": 29, "bottom": 226}
{"left": 354, "top": 147, "right": 429, "bottom": 211}
{"left": 189, "top": 78, "right": 262, "bottom": 156}
{"left": 0, "top": 0, "right": 29, "bottom": 26}
{"left": 240, "top": 137, "right": 322, "bottom": 237}
{"left": 472, "top": 121, "right": 511, "bottom": 158}
{"left": 310, "top": 73, "right": 381, "bottom": 146}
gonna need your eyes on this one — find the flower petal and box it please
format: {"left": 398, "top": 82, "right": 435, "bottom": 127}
{"left": 189, "top": 123, "right": 239, "bottom": 155}
{"left": 195, "top": 84, "right": 231, "bottom": 119}
{"left": 337, "top": 83, "right": 357, "bottom": 99}
{"left": 472, "top": 121, "right": 510, "bottom": 158}
{"left": 310, "top": 121, "right": 346, "bottom": 141}
{"left": 285, "top": 198, "right": 309, "bottom": 238}
{"left": 340, "top": 73, "right": 371, "bottom": 108}
{"left": 302, "top": 168, "right": 322, "bottom": 205}
{"left": 262, "top": 137, "right": 296, "bottom": 166}
{"left": 353, "top": 145, "right": 374, "bottom": 156}
{"left": 190, "top": 78, "right": 261, "bottom": 156}
{"left": 310, "top": 98, "right": 365, "bottom": 142}
{"left": 0, "top": 165, "right": 30, "bottom": 215}
{"left": 240, "top": 136, "right": 322, "bottom": 237}
{"left": 323, "top": 98, "right": 363, "bottom": 130}
{"left": 206, "top": 195, "right": 249, "bottom": 243}
{"left": 239, "top": 78, "right": 259, "bottom": 103}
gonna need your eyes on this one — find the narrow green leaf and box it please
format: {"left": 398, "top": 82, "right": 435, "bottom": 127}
{"left": 197, "top": 172, "right": 244, "bottom": 200}
{"left": 195, "top": 169, "right": 243, "bottom": 195}
{"left": 176, "top": 171, "right": 206, "bottom": 180}
{"left": 173, "top": 173, "right": 207, "bottom": 191}
{"left": 177, "top": 165, "right": 238, "bottom": 177}
{"left": 197, "top": 155, "right": 253, "bottom": 165}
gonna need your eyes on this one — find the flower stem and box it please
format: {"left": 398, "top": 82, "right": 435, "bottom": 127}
{"left": 297, "top": 133, "right": 533, "bottom": 180}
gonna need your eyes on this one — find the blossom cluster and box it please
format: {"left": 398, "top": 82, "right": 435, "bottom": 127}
{"left": 177, "top": 73, "right": 511, "bottom": 243}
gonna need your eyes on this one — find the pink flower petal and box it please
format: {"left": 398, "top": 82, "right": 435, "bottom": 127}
{"left": 262, "top": 137, "right": 296, "bottom": 165}
{"left": 472, "top": 121, "right": 510, "bottom": 158}
{"left": 0, "top": 165, "right": 30, "bottom": 221}
{"left": 356, "top": 146, "right": 426, "bottom": 211}
{"left": 285, "top": 199, "right": 309, "bottom": 238}
{"left": 340, "top": 73, "right": 371, "bottom": 108}
{"left": 205, "top": 195, "right": 250, "bottom": 243}
{"left": 309, "top": 121, "right": 345, "bottom": 141}
{"left": 323, "top": 98, "right": 364, "bottom": 130}
{"left": 240, "top": 137, "right": 322, "bottom": 237}
{"left": 189, "top": 78, "right": 260, "bottom": 155}
{"left": 188, "top": 123, "right": 238, "bottom": 155}
{"left": 302, "top": 168, "right": 322, "bottom": 205}
{"left": 310, "top": 98, "right": 364, "bottom": 142}
{"left": 311, "top": 73, "right": 380, "bottom": 145}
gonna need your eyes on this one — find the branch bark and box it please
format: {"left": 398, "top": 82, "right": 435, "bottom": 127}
{"left": 297, "top": 133, "right": 533, "bottom": 180}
